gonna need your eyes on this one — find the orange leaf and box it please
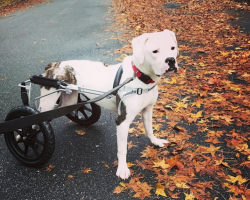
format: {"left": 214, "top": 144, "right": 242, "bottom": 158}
{"left": 45, "top": 165, "right": 55, "bottom": 172}
{"left": 68, "top": 174, "right": 74, "bottom": 179}
{"left": 82, "top": 168, "right": 92, "bottom": 174}
{"left": 113, "top": 186, "right": 124, "bottom": 194}
{"left": 76, "top": 130, "right": 86, "bottom": 135}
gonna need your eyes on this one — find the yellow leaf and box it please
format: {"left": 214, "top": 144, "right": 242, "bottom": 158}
{"left": 226, "top": 175, "right": 247, "bottom": 185}
{"left": 135, "top": 25, "right": 141, "bottom": 30}
{"left": 155, "top": 183, "right": 167, "bottom": 197}
{"left": 76, "top": 130, "right": 86, "bottom": 135}
{"left": 190, "top": 111, "right": 203, "bottom": 120}
{"left": 221, "top": 162, "right": 230, "bottom": 168}
{"left": 219, "top": 115, "right": 233, "bottom": 124}
{"left": 184, "top": 192, "right": 195, "bottom": 200}
{"left": 242, "top": 73, "right": 250, "bottom": 78}
{"left": 153, "top": 159, "right": 169, "bottom": 169}
{"left": 120, "top": 182, "right": 126, "bottom": 187}
{"left": 209, "top": 144, "right": 220, "bottom": 157}
{"left": 230, "top": 86, "right": 241, "bottom": 91}
{"left": 127, "top": 162, "right": 135, "bottom": 168}
{"left": 175, "top": 101, "right": 188, "bottom": 109}
{"left": 165, "top": 77, "right": 177, "bottom": 84}
{"left": 176, "top": 182, "right": 190, "bottom": 189}
{"left": 220, "top": 51, "right": 229, "bottom": 56}
{"left": 199, "top": 62, "right": 206, "bottom": 67}
{"left": 191, "top": 99, "right": 203, "bottom": 108}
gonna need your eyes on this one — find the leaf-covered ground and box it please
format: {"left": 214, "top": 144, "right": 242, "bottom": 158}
{"left": 110, "top": 0, "right": 250, "bottom": 199}
{"left": 0, "top": 0, "right": 49, "bottom": 16}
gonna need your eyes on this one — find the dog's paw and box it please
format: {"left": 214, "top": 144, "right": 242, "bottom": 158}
{"left": 116, "top": 164, "right": 131, "bottom": 180}
{"left": 151, "top": 137, "right": 169, "bottom": 147}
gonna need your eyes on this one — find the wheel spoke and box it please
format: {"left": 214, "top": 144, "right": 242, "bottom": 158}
{"left": 30, "top": 145, "right": 40, "bottom": 157}
{"left": 82, "top": 105, "right": 92, "bottom": 113}
{"left": 24, "top": 144, "right": 29, "bottom": 155}
{"left": 74, "top": 111, "right": 79, "bottom": 118}
{"left": 14, "top": 140, "right": 23, "bottom": 145}
{"left": 29, "top": 128, "right": 41, "bottom": 138}
{"left": 16, "top": 129, "right": 23, "bottom": 134}
{"left": 30, "top": 138, "right": 44, "bottom": 147}
{"left": 81, "top": 110, "right": 89, "bottom": 119}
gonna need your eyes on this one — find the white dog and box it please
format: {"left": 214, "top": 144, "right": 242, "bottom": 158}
{"left": 39, "top": 30, "right": 178, "bottom": 179}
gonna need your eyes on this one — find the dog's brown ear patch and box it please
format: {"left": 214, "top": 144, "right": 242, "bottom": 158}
{"left": 62, "top": 65, "right": 77, "bottom": 85}
{"left": 44, "top": 62, "right": 60, "bottom": 78}
{"left": 54, "top": 65, "right": 77, "bottom": 85}
{"left": 44, "top": 63, "right": 77, "bottom": 85}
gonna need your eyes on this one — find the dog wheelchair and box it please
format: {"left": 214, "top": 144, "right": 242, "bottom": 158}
{"left": 0, "top": 67, "right": 131, "bottom": 167}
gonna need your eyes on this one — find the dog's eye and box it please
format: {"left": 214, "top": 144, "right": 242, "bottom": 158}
{"left": 152, "top": 50, "right": 159, "bottom": 53}
{"left": 171, "top": 47, "right": 175, "bottom": 50}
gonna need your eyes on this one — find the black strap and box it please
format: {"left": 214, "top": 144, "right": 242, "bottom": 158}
{"left": 0, "top": 77, "right": 134, "bottom": 134}
{"left": 112, "top": 65, "right": 123, "bottom": 95}
{"left": 20, "top": 82, "right": 29, "bottom": 106}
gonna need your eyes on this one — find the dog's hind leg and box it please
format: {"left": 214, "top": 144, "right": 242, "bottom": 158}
{"left": 60, "top": 91, "right": 78, "bottom": 107}
{"left": 39, "top": 87, "right": 61, "bottom": 112}
{"left": 142, "top": 105, "right": 169, "bottom": 147}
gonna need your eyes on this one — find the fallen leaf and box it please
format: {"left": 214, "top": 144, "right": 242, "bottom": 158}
{"left": 113, "top": 186, "right": 124, "bottom": 194}
{"left": 45, "top": 165, "right": 54, "bottom": 172}
{"left": 76, "top": 130, "right": 86, "bottom": 135}
{"left": 82, "top": 168, "right": 92, "bottom": 174}
{"left": 127, "top": 162, "right": 135, "bottom": 168}
{"left": 155, "top": 183, "right": 167, "bottom": 197}
{"left": 68, "top": 174, "right": 74, "bottom": 179}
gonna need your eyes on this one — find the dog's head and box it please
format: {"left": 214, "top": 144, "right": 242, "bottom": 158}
{"left": 132, "top": 30, "right": 178, "bottom": 76}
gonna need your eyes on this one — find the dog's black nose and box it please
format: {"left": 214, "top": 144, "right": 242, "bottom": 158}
{"left": 165, "top": 57, "right": 175, "bottom": 64}
{"left": 165, "top": 57, "right": 177, "bottom": 73}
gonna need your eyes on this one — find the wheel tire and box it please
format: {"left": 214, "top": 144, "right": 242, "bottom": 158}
{"left": 66, "top": 94, "right": 101, "bottom": 125}
{"left": 4, "top": 106, "right": 55, "bottom": 167}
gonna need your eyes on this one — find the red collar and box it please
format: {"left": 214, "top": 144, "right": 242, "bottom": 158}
{"left": 132, "top": 62, "right": 155, "bottom": 84}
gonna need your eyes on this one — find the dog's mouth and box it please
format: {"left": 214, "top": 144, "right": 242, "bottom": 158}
{"left": 156, "top": 62, "right": 178, "bottom": 77}
{"left": 166, "top": 63, "right": 178, "bottom": 73}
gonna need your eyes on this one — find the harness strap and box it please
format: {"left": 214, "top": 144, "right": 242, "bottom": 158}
{"left": 117, "top": 84, "right": 157, "bottom": 115}
{"left": 20, "top": 82, "right": 29, "bottom": 106}
{"left": 112, "top": 65, "right": 123, "bottom": 95}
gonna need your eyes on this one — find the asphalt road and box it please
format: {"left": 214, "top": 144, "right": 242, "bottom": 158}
{"left": 0, "top": 0, "right": 140, "bottom": 199}
{"left": 1, "top": 1, "right": 249, "bottom": 200}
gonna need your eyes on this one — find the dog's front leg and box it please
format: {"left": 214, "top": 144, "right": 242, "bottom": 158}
{"left": 142, "top": 105, "right": 169, "bottom": 147}
{"left": 115, "top": 100, "right": 136, "bottom": 179}
{"left": 116, "top": 121, "right": 131, "bottom": 179}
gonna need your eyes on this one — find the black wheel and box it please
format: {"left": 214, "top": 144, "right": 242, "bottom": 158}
{"left": 4, "top": 106, "right": 55, "bottom": 167}
{"left": 66, "top": 94, "right": 101, "bottom": 125}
